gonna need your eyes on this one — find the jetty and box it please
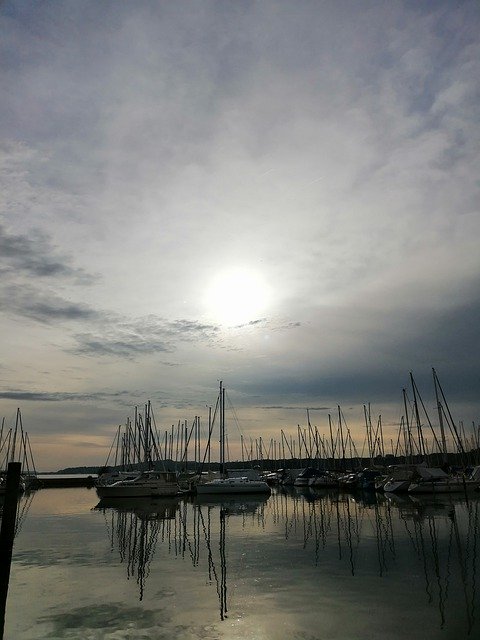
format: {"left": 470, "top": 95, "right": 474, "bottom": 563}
{"left": 35, "top": 475, "right": 96, "bottom": 489}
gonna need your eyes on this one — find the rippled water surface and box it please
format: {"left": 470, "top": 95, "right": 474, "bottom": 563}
{"left": 3, "top": 487, "right": 480, "bottom": 639}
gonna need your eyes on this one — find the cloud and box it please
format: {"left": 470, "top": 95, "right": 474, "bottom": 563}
{"left": 73, "top": 335, "right": 172, "bottom": 358}
{"left": 0, "top": 219, "right": 99, "bottom": 324}
{"left": 1, "top": 1, "right": 480, "bottom": 470}
{"left": 70, "top": 440, "right": 109, "bottom": 449}
{"left": 72, "top": 315, "right": 219, "bottom": 359}
{"left": 3, "top": 284, "right": 97, "bottom": 323}
{"left": 233, "top": 318, "right": 267, "bottom": 329}
{"left": 261, "top": 406, "right": 330, "bottom": 411}
{"left": 39, "top": 603, "right": 159, "bottom": 633}
{"left": 0, "top": 390, "right": 130, "bottom": 402}
{"left": 0, "top": 223, "right": 95, "bottom": 282}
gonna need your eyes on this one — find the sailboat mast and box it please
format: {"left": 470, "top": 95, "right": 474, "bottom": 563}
{"left": 402, "top": 389, "right": 414, "bottom": 462}
{"left": 328, "top": 414, "right": 335, "bottom": 471}
{"left": 433, "top": 368, "right": 448, "bottom": 462}
{"left": 219, "top": 381, "right": 225, "bottom": 475}
{"left": 410, "top": 373, "right": 426, "bottom": 460}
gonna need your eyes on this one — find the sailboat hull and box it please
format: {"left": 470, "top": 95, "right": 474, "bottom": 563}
{"left": 196, "top": 478, "right": 271, "bottom": 495}
{"left": 96, "top": 471, "right": 181, "bottom": 498}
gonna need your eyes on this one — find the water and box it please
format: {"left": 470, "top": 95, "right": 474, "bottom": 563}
{"left": 3, "top": 487, "right": 479, "bottom": 639}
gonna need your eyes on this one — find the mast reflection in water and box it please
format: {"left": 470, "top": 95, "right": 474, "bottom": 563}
{"left": 192, "top": 495, "right": 269, "bottom": 620}
{"left": 4, "top": 488, "right": 480, "bottom": 639}
{"left": 94, "top": 493, "right": 269, "bottom": 619}
{"left": 94, "top": 497, "right": 180, "bottom": 601}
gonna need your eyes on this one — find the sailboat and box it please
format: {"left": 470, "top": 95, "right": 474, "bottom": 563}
{"left": 408, "top": 465, "right": 480, "bottom": 494}
{"left": 196, "top": 382, "right": 271, "bottom": 495}
{"left": 0, "top": 409, "right": 39, "bottom": 494}
{"left": 95, "top": 469, "right": 182, "bottom": 498}
{"left": 96, "top": 401, "right": 182, "bottom": 499}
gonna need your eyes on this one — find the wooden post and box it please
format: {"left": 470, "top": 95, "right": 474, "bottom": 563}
{"left": 0, "top": 462, "right": 21, "bottom": 639}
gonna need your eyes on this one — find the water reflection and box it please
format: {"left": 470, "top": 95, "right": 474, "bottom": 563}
{"left": 94, "top": 497, "right": 180, "bottom": 601}
{"left": 92, "top": 488, "right": 480, "bottom": 634}
{"left": 6, "top": 488, "right": 480, "bottom": 638}
{"left": 95, "top": 493, "right": 269, "bottom": 619}
{"left": 396, "top": 494, "right": 479, "bottom": 633}
{"left": 271, "top": 488, "right": 386, "bottom": 575}
{"left": 0, "top": 490, "right": 34, "bottom": 539}
{"left": 191, "top": 495, "right": 269, "bottom": 620}
{"left": 276, "top": 488, "right": 479, "bottom": 634}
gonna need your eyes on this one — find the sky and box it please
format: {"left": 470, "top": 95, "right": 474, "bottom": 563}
{"left": 1, "top": 0, "right": 479, "bottom": 471}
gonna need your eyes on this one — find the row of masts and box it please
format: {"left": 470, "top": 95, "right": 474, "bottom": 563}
{"left": 259, "top": 368, "right": 478, "bottom": 470}
{"left": 0, "top": 408, "right": 37, "bottom": 478}
{"left": 103, "top": 397, "right": 215, "bottom": 473}
{"left": 389, "top": 368, "right": 477, "bottom": 466}
{"left": 4, "top": 369, "right": 477, "bottom": 478}
{"left": 103, "top": 369, "right": 479, "bottom": 477}
{"left": 239, "top": 370, "right": 478, "bottom": 470}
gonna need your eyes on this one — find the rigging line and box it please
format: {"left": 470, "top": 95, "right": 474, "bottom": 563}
{"left": 198, "top": 394, "right": 220, "bottom": 472}
{"left": 224, "top": 390, "right": 245, "bottom": 438}
{"left": 410, "top": 374, "right": 443, "bottom": 456}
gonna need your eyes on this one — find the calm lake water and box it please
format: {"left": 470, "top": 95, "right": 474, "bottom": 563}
{"left": 3, "top": 486, "right": 480, "bottom": 639}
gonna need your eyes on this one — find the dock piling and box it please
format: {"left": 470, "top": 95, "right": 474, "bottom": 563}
{"left": 0, "top": 462, "right": 22, "bottom": 639}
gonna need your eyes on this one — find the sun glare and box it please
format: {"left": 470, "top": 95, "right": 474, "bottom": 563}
{"left": 204, "top": 267, "right": 271, "bottom": 326}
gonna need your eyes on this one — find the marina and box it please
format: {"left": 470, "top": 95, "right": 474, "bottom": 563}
{"left": 3, "top": 2, "right": 480, "bottom": 638}
{"left": 1, "top": 382, "right": 479, "bottom": 639}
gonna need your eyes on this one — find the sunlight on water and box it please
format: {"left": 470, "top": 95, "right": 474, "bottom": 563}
{"left": 2, "top": 487, "right": 479, "bottom": 639}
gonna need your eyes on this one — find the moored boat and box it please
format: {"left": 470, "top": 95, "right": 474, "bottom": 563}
{"left": 294, "top": 467, "right": 336, "bottom": 487}
{"left": 358, "top": 468, "right": 383, "bottom": 491}
{"left": 337, "top": 472, "right": 360, "bottom": 490}
{"left": 195, "top": 382, "right": 270, "bottom": 496}
{"left": 196, "top": 476, "right": 271, "bottom": 495}
{"left": 308, "top": 470, "right": 338, "bottom": 488}
{"left": 96, "top": 470, "right": 182, "bottom": 498}
{"left": 408, "top": 465, "right": 480, "bottom": 494}
{"left": 382, "top": 464, "right": 421, "bottom": 493}
{"left": 95, "top": 469, "right": 139, "bottom": 487}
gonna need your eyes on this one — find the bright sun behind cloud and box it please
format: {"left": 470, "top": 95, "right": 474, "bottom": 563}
{"left": 203, "top": 267, "right": 271, "bottom": 326}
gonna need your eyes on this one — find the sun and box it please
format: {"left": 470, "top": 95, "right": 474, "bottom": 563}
{"left": 203, "top": 267, "right": 271, "bottom": 326}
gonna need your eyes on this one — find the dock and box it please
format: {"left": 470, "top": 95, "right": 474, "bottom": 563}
{"left": 35, "top": 476, "right": 96, "bottom": 489}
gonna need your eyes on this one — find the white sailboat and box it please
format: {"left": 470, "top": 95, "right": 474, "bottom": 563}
{"left": 382, "top": 465, "right": 418, "bottom": 493}
{"left": 96, "top": 469, "right": 182, "bottom": 498}
{"left": 408, "top": 465, "right": 480, "bottom": 494}
{"left": 196, "top": 382, "right": 271, "bottom": 496}
{"left": 96, "top": 401, "right": 182, "bottom": 499}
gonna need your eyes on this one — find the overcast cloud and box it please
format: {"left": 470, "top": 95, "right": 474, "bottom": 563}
{"left": 1, "top": 1, "right": 479, "bottom": 469}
